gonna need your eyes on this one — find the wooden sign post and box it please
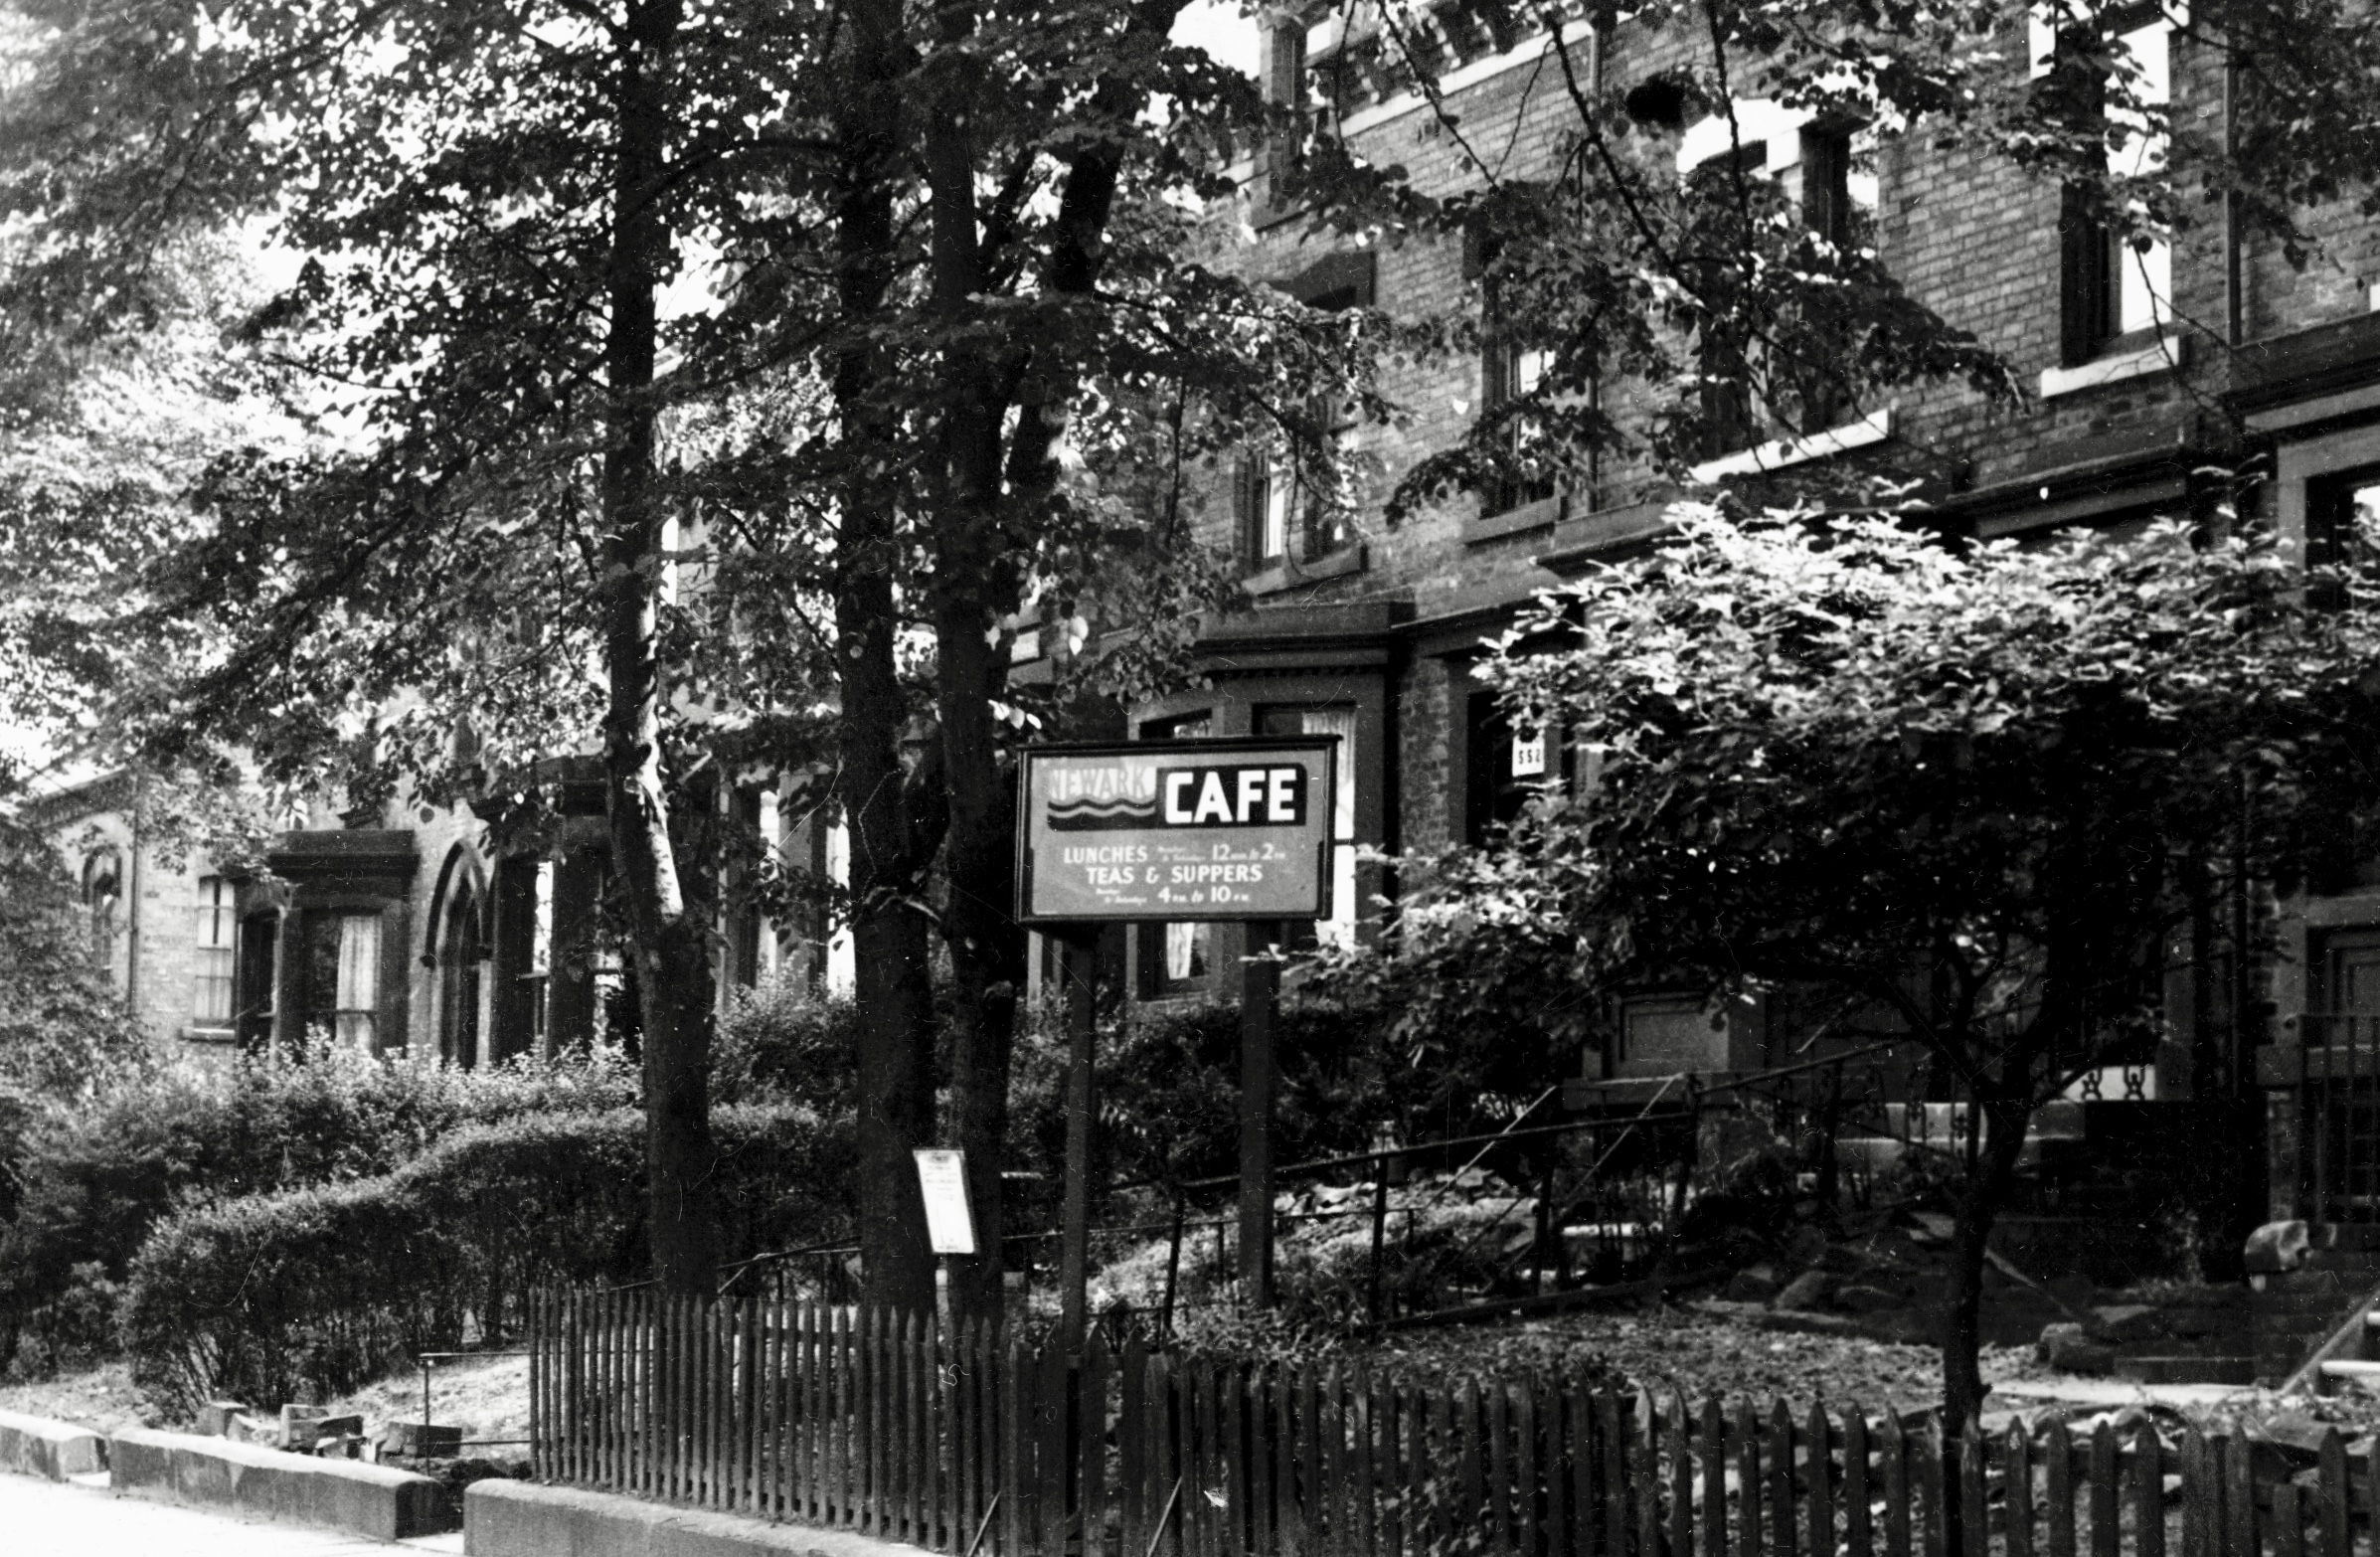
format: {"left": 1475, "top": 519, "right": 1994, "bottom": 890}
{"left": 1055, "top": 927, "right": 1099, "bottom": 1348}
{"left": 1239, "top": 920, "right": 1280, "bottom": 1305}
{"left": 1016, "top": 738, "right": 1338, "bottom": 1347}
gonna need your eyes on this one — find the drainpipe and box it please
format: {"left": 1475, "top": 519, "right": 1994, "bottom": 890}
{"left": 125, "top": 773, "right": 143, "bottom": 1021}
{"left": 2223, "top": 53, "right": 2242, "bottom": 348}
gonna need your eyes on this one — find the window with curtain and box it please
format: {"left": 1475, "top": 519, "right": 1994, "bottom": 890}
{"left": 525, "top": 859, "right": 554, "bottom": 1045}
{"left": 1259, "top": 705, "right": 1359, "bottom": 947}
{"left": 1140, "top": 712, "right": 1215, "bottom": 995}
{"left": 192, "top": 876, "right": 234, "bottom": 1030}
{"left": 306, "top": 911, "right": 382, "bottom": 1049}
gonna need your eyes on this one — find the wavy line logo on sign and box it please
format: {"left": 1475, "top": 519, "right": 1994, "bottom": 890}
{"left": 1044, "top": 794, "right": 1159, "bottom": 831}
{"left": 1018, "top": 742, "right": 1334, "bottom": 922}
{"left": 1046, "top": 766, "right": 1305, "bottom": 832}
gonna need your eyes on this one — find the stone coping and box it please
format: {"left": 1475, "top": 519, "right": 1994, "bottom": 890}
{"left": 467, "top": 1478, "right": 937, "bottom": 1557}
{"left": 0, "top": 1409, "right": 105, "bottom": 1481}
{"left": 110, "top": 1425, "right": 455, "bottom": 1541}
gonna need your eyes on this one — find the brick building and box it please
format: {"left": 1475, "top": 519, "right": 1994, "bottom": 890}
{"left": 1003, "top": 1, "right": 2380, "bottom": 1321}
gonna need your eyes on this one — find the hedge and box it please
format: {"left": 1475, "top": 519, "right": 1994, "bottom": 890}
{"left": 0, "top": 1041, "right": 638, "bottom": 1366}
{"left": 122, "top": 1103, "right": 852, "bottom": 1418}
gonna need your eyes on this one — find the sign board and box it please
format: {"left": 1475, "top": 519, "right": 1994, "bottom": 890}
{"left": 1016, "top": 739, "right": 1338, "bottom": 924}
{"left": 913, "top": 1149, "right": 977, "bottom": 1255}
{"left": 1509, "top": 728, "right": 1547, "bottom": 778}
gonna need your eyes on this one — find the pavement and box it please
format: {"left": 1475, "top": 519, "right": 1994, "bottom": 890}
{"left": 0, "top": 1468, "right": 465, "bottom": 1557}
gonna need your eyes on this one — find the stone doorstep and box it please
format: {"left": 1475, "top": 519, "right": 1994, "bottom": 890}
{"left": 468, "top": 1479, "right": 938, "bottom": 1557}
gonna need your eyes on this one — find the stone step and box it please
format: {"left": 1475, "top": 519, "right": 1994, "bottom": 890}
{"left": 2318, "top": 1224, "right": 2380, "bottom": 1253}
{"left": 2113, "top": 1356, "right": 2257, "bottom": 1386}
{"left": 2298, "top": 1248, "right": 2380, "bottom": 1273}
{"left": 2318, "top": 1359, "right": 2380, "bottom": 1382}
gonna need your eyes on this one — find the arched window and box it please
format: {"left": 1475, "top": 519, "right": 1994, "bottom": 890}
{"left": 438, "top": 877, "right": 485, "bottom": 1068}
{"left": 81, "top": 849, "right": 122, "bottom": 972}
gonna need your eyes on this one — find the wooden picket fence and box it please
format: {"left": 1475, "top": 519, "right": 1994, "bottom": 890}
{"left": 530, "top": 1289, "right": 2363, "bottom": 1557}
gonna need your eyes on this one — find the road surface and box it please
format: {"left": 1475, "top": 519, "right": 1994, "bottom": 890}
{"left": 0, "top": 1470, "right": 465, "bottom": 1557}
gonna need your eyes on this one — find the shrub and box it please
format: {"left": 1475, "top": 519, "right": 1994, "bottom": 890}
{"left": 713, "top": 976, "right": 858, "bottom": 1115}
{"left": 122, "top": 1103, "right": 853, "bottom": 1417}
{"left": 121, "top": 1172, "right": 458, "bottom": 1421}
{"left": 0, "top": 1040, "right": 635, "bottom": 1379}
{"left": 6, "top": 1262, "right": 123, "bottom": 1379}
{"left": 1006, "top": 989, "right": 1439, "bottom": 1217}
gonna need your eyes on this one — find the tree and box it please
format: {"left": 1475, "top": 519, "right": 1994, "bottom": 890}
{"left": 1311, "top": 507, "right": 2380, "bottom": 1429}
{"left": 0, "top": 0, "right": 1374, "bottom": 1310}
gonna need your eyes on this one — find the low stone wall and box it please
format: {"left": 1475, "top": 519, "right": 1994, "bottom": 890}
{"left": 467, "top": 1479, "right": 936, "bottom": 1557}
{"left": 0, "top": 1409, "right": 105, "bottom": 1480}
{"left": 109, "top": 1426, "right": 455, "bottom": 1540}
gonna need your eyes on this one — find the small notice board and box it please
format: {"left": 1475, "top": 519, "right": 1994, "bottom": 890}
{"left": 1014, "top": 738, "right": 1338, "bottom": 924}
{"left": 913, "top": 1149, "right": 977, "bottom": 1256}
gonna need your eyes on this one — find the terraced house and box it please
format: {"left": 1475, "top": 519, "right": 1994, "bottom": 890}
{"left": 1008, "top": 0, "right": 2380, "bottom": 1373}
{"left": 23, "top": 756, "right": 845, "bottom": 1071}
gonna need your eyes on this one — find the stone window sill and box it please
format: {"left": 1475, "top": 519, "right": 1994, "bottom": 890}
{"left": 1463, "top": 493, "right": 1565, "bottom": 546}
{"left": 1245, "top": 543, "right": 1367, "bottom": 597}
{"left": 1687, "top": 409, "right": 1895, "bottom": 483}
{"left": 2039, "top": 332, "right": 2184, "bottom": 399}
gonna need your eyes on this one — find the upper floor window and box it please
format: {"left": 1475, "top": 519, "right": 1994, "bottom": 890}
{"left": 192, "top": 875, "right": 235, "bottom": 1033}
{"left": 1480, "top": 324, "right": 1557, "bottom": 517}
{"left": 1676, "top": 103, "right": 1878, "bottom": 458}
{"left": 2040, "top": 5, "right": 2172, "bottom": 364}
{"left": 1243, "top": 401, "right": 1357, "bottom": 568}
{"left": 1239, "top": 252, "right": 1375, "bottom": 573}
{"left": 1256, "top": 17, "right": 1307, "bottom": 223}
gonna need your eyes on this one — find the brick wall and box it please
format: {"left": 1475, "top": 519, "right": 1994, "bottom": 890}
{"left": 1167, "top": 7, "right": 2380, "bottom": 987}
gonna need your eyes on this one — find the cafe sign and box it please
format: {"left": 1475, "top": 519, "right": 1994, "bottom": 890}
{"left": 1015, "top": 739, "right": 1338, "bottom": 924}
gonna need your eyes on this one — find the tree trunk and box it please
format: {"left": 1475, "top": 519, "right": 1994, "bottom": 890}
{"left": 1942, "top": 1087, "right": 2031, "bottom": 1430}
{"left": 937, "top": 619, "right": 1025, "bottom": 1328}
{"left": 833, "top": 0, "right": 939, "bottom": 1320}
{"left": 918, "top": 13, "right": 1171, "bottom": 1327}
{"left": 599, "top": 0, "right": 717, "bottom": 1298}
{"left": 920, "top": 3, "right": 1030, "bottom": 1333}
